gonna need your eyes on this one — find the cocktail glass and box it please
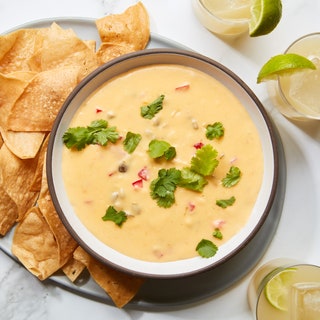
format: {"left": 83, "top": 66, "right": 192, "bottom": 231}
{"left": 247, "top": 259, "right": 320, "bottom": 320}
{"left": 267, "top": 33, "right": 320, "bottom": 120}
{"left": 192, "top": 0, "right": 251, "bottom": 37}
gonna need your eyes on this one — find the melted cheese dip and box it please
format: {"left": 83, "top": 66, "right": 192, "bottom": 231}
{"left": 62, "top": 64, "right": 263, "bottom": 262}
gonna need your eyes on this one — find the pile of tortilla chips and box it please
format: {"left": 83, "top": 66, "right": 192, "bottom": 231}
{"left": 0, "top": 2, "right": 149, "bottom": 308}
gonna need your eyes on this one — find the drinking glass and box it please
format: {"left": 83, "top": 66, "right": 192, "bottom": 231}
{"left": 267, "top": 33, "right": 320, "bottom": 120}
{"left": 247, "top": 259, "right": 320, "bottom": 320}
{"left": 192, "top": 0, "right": 251, "bottom": 37}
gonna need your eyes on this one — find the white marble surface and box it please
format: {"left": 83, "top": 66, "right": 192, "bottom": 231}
{"left": 0, "top": 0, "right": 319, "bottom": 319}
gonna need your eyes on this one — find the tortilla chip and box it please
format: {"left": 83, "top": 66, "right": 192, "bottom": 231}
{"left": 96, "top": 2, "right": 150, "bottom": 53}
{"left": 73, "top": 246, "right": 145, "bottom": 308}
{"left": 12, "top": 206, "right": 60, "bottom": 280}
{"left": 28, "top": 23, "right": 99, "bottom": 78}
{"left": 29, "top": 134, "right": 50, "bottom": 191}
{"left": 7, "top": 66, "right": 81, "bottom": 132}
{"left": 0, "top": 144, "right": 39, "bottom": 221}
{"left": 62, "top": 254, "right": 86, "bottom": 282}
{"left": 0, "top": 128, "right": 45, "bottom": 159}
{"left": 0, "top": 28, "right": 46, "bottom": 74}
{"left": 37, "top": 158, "right": 78, "bottom": 267}
{"left": 0, "top": 72, "right": 36, "bottom": 128}
{"left": 84, "top": 40, "right": 97, "bottom": 52}
{"left": 0, "top": 184, "right": 19, "bottom": 236}
{"left": 96, "top": 42, "right": 136, "bottom": 64}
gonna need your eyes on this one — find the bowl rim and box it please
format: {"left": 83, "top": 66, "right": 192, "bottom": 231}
{"left": 47, "top": 48, "right": 279, "bottom": 279}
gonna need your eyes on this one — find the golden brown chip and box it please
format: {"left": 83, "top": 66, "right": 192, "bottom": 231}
{"left": 96, "top": 42, "right": 136, "bottom": 64}
{"left": 7, "top": 66, "right": 81, "bottom": 132}
{"left": 84, "top": 40, "right": 97, "bottom": 52}
{"left": 0, "top": 144, "right": 39, "bottom": 221}
{"left": 73, "top": 246, "right": 145, "bottom": 308}
{"left": 28, "top": 23, "right": 99, "bottom": 78}
{"left": 37, "top": 157, "right": 78, "bottom": 267}
{"left": 0, "top": 184, "right": 19, "bottom": 236}
{"left": 0, "top": 128, "right": 45, "bottom": 159}
{"left": 0, "top": 28, "right": 46, "bottom": 74}
{"left": 29, "top": 134, "right": 49, "bottom": 192}
{"left": 62, "top": 253, "right": 86, "bottom": 282}
{"left": 96, "top": 2, "right": 150, "bottom": 52}
{"left": 12, "top": 206, "right": 60, "bottom": 280}
{"left": 0, "top": 71, "right": 36, "bottom": 128}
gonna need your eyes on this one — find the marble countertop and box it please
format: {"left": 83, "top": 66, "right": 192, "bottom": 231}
{"left": 0, "top": 0, "right": 319, "bottom": 319}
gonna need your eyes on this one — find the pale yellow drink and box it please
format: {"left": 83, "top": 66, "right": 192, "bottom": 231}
{"left": 192, "top": 0, "right": 251, "bottom": 37}
{"left": 248, "top": 259, "right": 320, "bottom": 320}
{"left": 268, "top": 33, "right": 320, "bottom": 120}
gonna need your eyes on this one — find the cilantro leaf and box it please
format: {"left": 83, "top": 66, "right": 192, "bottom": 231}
{"left": 216, "top": 196, "right": 236, "bottom": 208}
{"left": 222, "top": 166, "right": 241, "bottom": 188}
{"left": 206, "top": 122, "right": 224, "bottom": 140}
{"left": 123, "top": 131, "right": 142, "bottom": 153}
{"left": 150, "top": 168, "right": 181, "bottom": 208}
{"left": 196, "top": 239, "right": 218, "bottom": 258}
{"left": 148, "top": 139, "right": 176, "bottom": 160}
{"left": 178, "top": 167, "right": 208, "bottom": 192}
{"left": 62, "top": 127, "right": 89, "bottom": 150}
{"left": 63, "top": 119, "right": 119, "bottom": 150}
{"left": 102, "top": 206, "right": 127, "bottom": 227}
{"left": 140, "top": 95, "right": 165, "bottom": 119}
{"left": 213, "top": 228, "right": 223, "bottom": 240}
{"left": 88, "top": 119, "right": 108, "bottom": 130}
{"left": 191, "top": 144, "right": 219, "bottom": 176}
{"left": 91, "top": 126, "right": 118, "bottom": 145}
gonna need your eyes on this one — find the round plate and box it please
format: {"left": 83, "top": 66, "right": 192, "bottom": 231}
{"left": 0, "top": 17, "right": 286, "bottom": 309}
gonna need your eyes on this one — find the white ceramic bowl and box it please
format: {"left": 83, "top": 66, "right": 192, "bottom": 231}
{"left": 47, "top": 49, "right": 278, "bottom": 279}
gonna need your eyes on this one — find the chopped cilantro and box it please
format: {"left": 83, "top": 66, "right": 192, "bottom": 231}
{"left": 123, "top": 131, "right": 142, "bottom": 153}
{"left": 191, "top": 144, "right": 219, "bottom": 176}
{"left": 148, "top": 139, "right": 176, "bottom": 160}
{"left": 140, "top": 94, "right": 165, "bottom": 119}
{"left": 178, "top": 167, "right": 208, "bottom": 192}
{"left": 150, "top": 168, "right": 181, "bottom": 208}
{"left": 213, "top": 228, "right": 223, "bottom": 240}
{"left": 102, "top": 206, "right": 127, "bottom": 227}
{"left": 196, "top": 239, "right": 218, "bottom": 258}
{"left": 206, "top": 122, "right": 224, "bottom": 140}
{"left": 222, "top": 166, "right": 241, "bottom": 188}
{"left": 63, "top": 119, "right": 119, "bottom": 150}
{"left": 216, "top": 196, "right": 236, "bottom": 208}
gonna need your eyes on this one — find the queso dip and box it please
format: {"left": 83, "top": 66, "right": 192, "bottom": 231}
{"left": 62, "top": 64, "right": 263, "bottom": 262}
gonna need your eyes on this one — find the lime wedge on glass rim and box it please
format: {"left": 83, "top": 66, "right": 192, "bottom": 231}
{"left": 264, "top": 267, "right": 297, "bottom": 311}
{"left": 249, "top": 0, "right": 282, "bottom": 37}
{"left": 257, "top": 53, "right": 317, "bottom": 83}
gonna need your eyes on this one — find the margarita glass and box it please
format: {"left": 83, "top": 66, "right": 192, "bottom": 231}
{"left": 247, "top": 259, "right": 320, "bottom": 320}
{"left": 192, "top": 0, "right": 251, "bottom": 37}
{"left": 267, "top": 33, "right": 320, "bottom": 120}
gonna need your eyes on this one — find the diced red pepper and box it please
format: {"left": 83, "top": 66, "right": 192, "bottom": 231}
{"left": 96, "top": 108, "right": 103, "bottom": 113}
{"left": 193, "top": 142, "right": 204, "bottom": 149}
{"left": 212, "top": 219, "right": 226, "bottom": 229}
{"left": 138, "top": 167, "right": 149, "bottom": 181}
{"left": 230, "top": 157, "right": 238, "bottom": 164}
{"left": 188, "top": 202, "right": 196, "bottom": 212}
{"left": 175, "top": 83, "right": 190, "bottom": 91}
{"left": 132, "top": 179, "right": 143, "bottom": 188}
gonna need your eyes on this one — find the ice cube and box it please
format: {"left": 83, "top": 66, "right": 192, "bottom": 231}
{"left": 290, "top": 282, "right": 320, "bottom": 320}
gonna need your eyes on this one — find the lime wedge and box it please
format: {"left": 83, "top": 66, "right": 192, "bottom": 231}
{"left": 257, "top": 53, "right": 317, "bottom": 83}
{"left": 249, "top": 0, "right": 282, "bottom": 37}
{"left": 264, "top": 267, "right": 297, "bottom": 311}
